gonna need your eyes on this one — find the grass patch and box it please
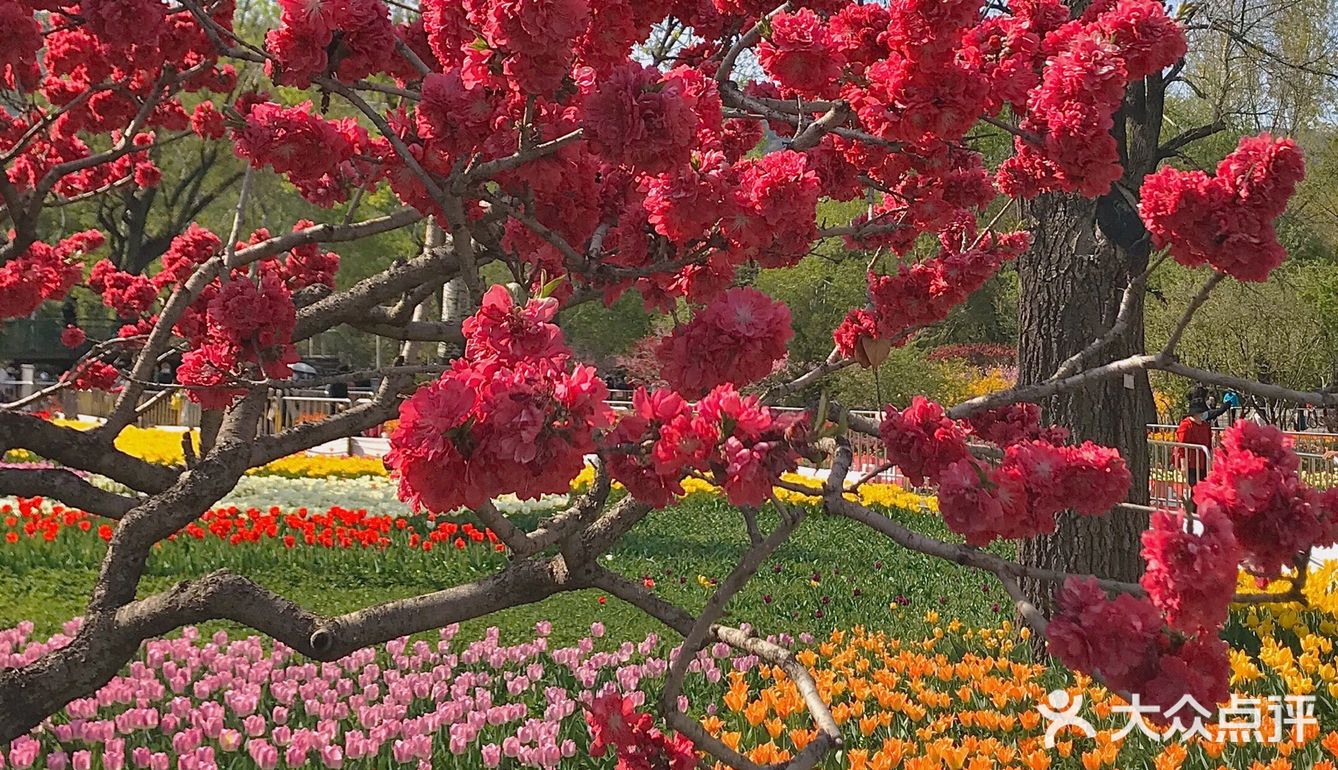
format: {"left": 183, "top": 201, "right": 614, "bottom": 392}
{"left": 0, "top": 495, "right": 1006, "bottom": 645}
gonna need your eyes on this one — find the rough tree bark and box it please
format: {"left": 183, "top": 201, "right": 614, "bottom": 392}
{"left": 1017, "top": 75, "right": 1166, "bottom": 610}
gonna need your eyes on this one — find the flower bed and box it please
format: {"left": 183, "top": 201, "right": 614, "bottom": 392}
{"left": 1, "top": 619, "right": 725, "bottom": 770}
{"left": 0, "top": 497, "right": 510, "bottom": 554}
{"left": 216, "top": 476, "right": 569, "bottom": 519}
{"left": 710, "top": 617, "right": 1338, "bottom": 770}
{"left": 5, "top": 606, "right": 1338, "bottom": 770}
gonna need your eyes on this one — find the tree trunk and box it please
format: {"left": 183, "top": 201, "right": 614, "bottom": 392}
{"left": 1016, "top": 76, "right": 1166, "bottom": 617}
{"left": 1015, "top": 193, "right": 1154, "bottom": 606}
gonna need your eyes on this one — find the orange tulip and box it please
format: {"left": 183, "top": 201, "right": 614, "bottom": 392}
{"left": 877, "top": 739, "right": 912, "bottom": 770}
{"left": 849, "top": 749, "right": 871, "bottom": 770}
{"left": 789, "top": 728, "right": 815, "bottom": 752}
{"left": 1154, "top": 744, "right": 1188, "bottom": 770}
{"left": 764, "top": 717, "right": 784, "bottom": 740}
{"left": 942, "top": 744, "right": 969, "bottom": 770}
{"left": 1020, "top": 750, "right": 1052, "bottom": 770}
{"left": 870, "top": 749, "right": 899, "bottom": 770}
{"left": 860, "top": 714, "right": 880, "bottom": 737}
{"left": 750, "top": 741, "right": 792, "bottom": 765}
{"left": 1323, "top": 732, "right": 1338, "bottom": 759}
{"left": 744, "top": 699, "right": 768, "bottom": 727}
{"left": 700, "top": 715, "right": 724, "bottom": 736}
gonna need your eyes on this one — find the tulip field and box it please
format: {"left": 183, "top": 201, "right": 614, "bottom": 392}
{"left": 4, "top": 442, "right": 1338, "bottom": 769}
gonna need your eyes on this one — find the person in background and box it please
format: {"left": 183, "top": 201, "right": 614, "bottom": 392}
{"left": 1173, "top": 398, "right": 1228, "bottom": 511}
{"left": 1188, "top": 383, "right": 1207, "bottom": 408}
{"left": 1221, "top": 389, "right": 1242, "bottom": 422}
{"left": 328, "top": 365, "right": 350, "bottom": 414}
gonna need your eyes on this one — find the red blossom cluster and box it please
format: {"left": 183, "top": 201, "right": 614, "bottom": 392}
{"left": 938, "top": 439, "right": 1129, "bottom": 547}
{"left": 1047, "top": 577, "right": 1230, "bottom": 714}
{"left": 965, "top": 402, "right": 1069, "bottom": 447}
{"left": 834, "top": 229, "right": 1030, "bottom": 360}
{"left": 849, "top": 0, "right": 989, "bottom": 146}
{"left": 59, "top": 325, "right": 86, "bottom": 349}
{"left": 60, "top": 360, "right": 120, "bottom": 392}
{"left": 723, "top": 150, "right": 821, "bottom": 269}
{"left": 656, "top": 288, "right": 792, "bottom": 399}
{"left": 232, "top": 100, "right": 375, "bottom": 206}
{"left": 583, "top": 63, "right": 703, "bottom": 173}
{"left": 1051, "top": 418, "right": 1338, "bottom": 713}
{"left": 387, "top": 286, "right": 613, "bottom": 512}
{"left": 1140, "top": 507, "right": 1239, "bottom": 633}
{"left": 265, "top": 0, "right": 395, "bottom": 88}
{"left": 877, "top": 397, "right": 971, "bottom": 486}
{"left": 89, "top": 260, "right": 158, "bottom": 317}
{"left": 879, "top": 397, "right": 1129, "bottom": 546}
{"left": 606, "top": 385, "right": 809, "bottom": 509}
{"left": 996, "top": 0, "right": 1186, "bottom": 197}
{"left": 460, "top": 285, "right": 566, "bottom": 366}
{"left": 175, "top": 263, "right": 299, "bottom": 409}
{"left": 156, "top": 224, "right": 222, "bottom": 288}
{"left": 0, "top": 232, "right": 98, "bottom": 320}
{"left": 279, "top": 222, "right": 342, "bottom": 292}
{"left": 757, "top": 8, "right": 844, "bottom": 99}
{"left": 1191, "top": 421, "right": 1338, "bottom": 577}
{"left": 585, "top": 692, "right": 696, "bottom": 770}
{"left": 1139, "top": 134, "right": 1306, "bottom": 282}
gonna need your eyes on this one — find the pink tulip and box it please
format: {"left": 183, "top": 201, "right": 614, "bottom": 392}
{"left": 318, "top": 745, "right": 343, "bottom": 769}
{"left": 130, "top": 747, "right": 151, "bottom": 769}
{"left": 43, "top": 752, "right": 66, "bottom": 770}
{"left": 9, "top": 738, "right": 38, "bottom": 770}
{"left": 242, "top": 715, "right": 265, "bottom": 737}
{"left": 246, "top": 741, "right": 277, "bottom": 770}
{"left": 218, "top": 730, "right": 242, "bottom": 753}
{"left": 480, "top": 744, "right": 501, "bottom": 768}
{"left": 147, "top": 755, "right": 168, "bottom": 770}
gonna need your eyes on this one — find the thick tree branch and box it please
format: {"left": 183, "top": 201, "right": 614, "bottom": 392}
{"left": 0, "top": 468, "right": 139, "bottom": 519}
{"left": 0, "top": 413, "right": 179, "bottom": 494}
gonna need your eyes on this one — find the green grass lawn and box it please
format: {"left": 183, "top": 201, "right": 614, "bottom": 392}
{"left": 0, "top": 494, "right": 1008, "bottom": 646}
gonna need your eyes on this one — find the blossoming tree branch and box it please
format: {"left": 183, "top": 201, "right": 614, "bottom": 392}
{"left": 0, "top": 0, "right": 1329, "bottom": 764}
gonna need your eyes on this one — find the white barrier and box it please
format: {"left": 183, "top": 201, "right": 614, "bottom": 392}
{"left": 1147, "top": 440, "right": 1212, "bottom": 511}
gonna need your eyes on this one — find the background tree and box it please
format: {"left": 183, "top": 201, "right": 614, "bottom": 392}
{"left": 1015, "top": 0, "right": 1338, "bottom": 608}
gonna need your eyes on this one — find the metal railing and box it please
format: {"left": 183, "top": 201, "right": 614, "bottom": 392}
{"left": 1297, "top": 452, "right": 1338, "bottom": 492}
{"left": 1147, "top": 440, "right": 1212, "bottom": 511}
{"left": 33, "top": 394, "right": 1338, "bottom": 503}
